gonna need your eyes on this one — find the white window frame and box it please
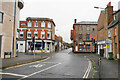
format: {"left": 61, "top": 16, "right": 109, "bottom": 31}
{"left": 47, "top": 31, "right": 51, "bottom": 39}
{"left": 34, "top": 21, "right": 38, "bottom": 27}
{"left": 27, "top": 31, "right": 31, "bottom": 38}
{"left": 34, "top": 31, "right": 38, "bottom": 38}
{"left": 48, "top": 22, "right": 51, "bottom": 28}
{"left": 108, "top": 30, "right": 111, "bottom": 37}
{"left": 0, "top": 12, "right": 3, "bottom": 23}
{"left": 79, "top": 26, "right": 82, "bottom": 30}
{"left": 86, "top": 26, "right": 90, "bottom": 31}
{"left": 20, "top": 31, "right": 23, "bottom": 38}
{"left": 41, "top": 31, "right": 45, "bottom": 39}
{"left": 28, "top": 21, "right": 32, "bottom": 27}
{"left": 41, "top": 22, "right": 45, "bottom": 27}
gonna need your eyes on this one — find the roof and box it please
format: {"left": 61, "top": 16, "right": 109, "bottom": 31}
{"left": 108, "top": 20, "right": 119, "bottom": 29}
{"left": 113, "top": 9, "right": 120, "bottom": 15}
{"left": 74, "top": 21, "right": 98, "bottom": 25}
{"left": 26, "top": 17, "right": 56, "bottom": 26}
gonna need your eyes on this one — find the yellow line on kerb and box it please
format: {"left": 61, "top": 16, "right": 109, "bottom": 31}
{"left": 83, "top": 60, "right": 92, "bottom": 79}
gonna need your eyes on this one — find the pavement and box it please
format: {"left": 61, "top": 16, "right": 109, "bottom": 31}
{"left": 1, "top": 52, "right": 49, "bottom": 69}
{"left": 83, "top": 53, "right": 119, "bottom": 80}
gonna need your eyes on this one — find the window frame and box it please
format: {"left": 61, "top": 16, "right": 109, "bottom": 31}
{"left": 34, "top": 21, "right": 38, "bottom": 27}
{"left": 27, "top": 31, "right": 31, "bottom": 38}
{"left": 79, "top": 34, "right": 82, "bottom": 40}
{"left": 47, "top": 31, "right": 51, "bottom": 39}
{"left": 41, "top": 22, "right": 45, "bottom": 27}
{"left": 86, "top": 34, "right": 90, "bottom": 40}
{"left": 41, "top": 31, "right": 45, "bottom": 39}
{"left": 115, "top": 28, "right": 117, "bottom": 36}
{"left": 86, "top": 26, "right": 90, "bottom": 31}
{"left": 79, "top": 26, "right": 82, "bottom": 30}
{"left": 19, "top": 31, "right": 23, "bottom": 38}
{"left": 48, "top": 22, "right": 51, "bottom": 28}
{"left": 108, "top": 30, "right": 111, "bottom": 37}
{"left": 28, "top": 21, "right": 32, "bottom": 27}
{"left": 34, "top": 31, "right": 38, "bottom": 38}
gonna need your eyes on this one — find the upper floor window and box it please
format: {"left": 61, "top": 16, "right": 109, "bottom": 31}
{"left": 47, "top": 31, "right": 51, "bottom": 39}
{"left": 79, "top": 34, "right": 82, "bottom": 40}
{"left": 41, "top": 31, "right": 45, "bottom": 39}
{"left": 20, "top": 31, "right": 23, "bottom": 38}
{"left": 27, "top": 31, "right": 31, "bottom": 38}
{"left": 34, "top": 31, "right": 38, "bottom": 38}
{"left": 76, "top": 26, "right": 78, "bottom": 30}
{"left": 0, "top": 12, "right": 3, "bottom": 23}
{"left": 86, "top": 26, "right": 90, "bottom": 31}
{"left": 48, "top": 22, "right": 51, "bottom": 28}
{"left": 21, "top": 23, "right": 26, "bottom": 26}
{"left": 79, "top": 26, "right": 82, "bottom": 30}
{"left": 115, "top": 28, "right": 117, "bottom": 36}
{"left": 41, "top": 22, "right": 45, "bottom": 27}
{"left": 52, "top": 34, "right": 55, "bottom": 40}
{"left": 114, "top": 15, "right": 117, "bottom": 20}
{"left": 108, "top": 30, "right": 111, "bottom": 37}
{"left": 34, "top": 21, "right": 38, "bottom": 27}
{"left": 28, "top": 21, "right": 32, "bottom": 27}
{"left": 86, "top": 34, "right": 90, "bottom": 40}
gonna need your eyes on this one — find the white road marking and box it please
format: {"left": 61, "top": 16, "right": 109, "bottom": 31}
{"left": 83, "top": 60, "right": 92, "bottom": 79}
{"left": 5, "top": 57, "right": 50, "bottom": 70}
{"left": 29, "top": 64, "right": 45, "bottom": 68}
{"left": 18, "top": 63, "right": 61, "bottom": 80}
{"left": 0, "top": 72, "right": 27, "bottom": 77}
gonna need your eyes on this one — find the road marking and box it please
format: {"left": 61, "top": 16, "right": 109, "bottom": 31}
{"left": 5, "top": 57, "right": 50, "bottom": 70}
{"left": 18, "top": 63, "right": 61, "bottom": 80}
{"left": 83, "top": 60, "right": 92, "bottom": 79}
{"left": 0, "top": 72, "right": 27, "bottom": 77}
{"left": 29, "top": 64, "right": 45, "bottom": 68}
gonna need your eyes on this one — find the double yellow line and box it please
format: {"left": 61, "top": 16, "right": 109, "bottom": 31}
{"left": 83, "top": 60, "right": 92, "bottom": 79}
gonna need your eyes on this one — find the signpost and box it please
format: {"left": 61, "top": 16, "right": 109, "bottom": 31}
{"left": 32, "top": 35, "right": 35, "bottom": 59}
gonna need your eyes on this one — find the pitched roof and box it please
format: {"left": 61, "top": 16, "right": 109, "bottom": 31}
{"left": 74, "top": 21, "right": 98, "bottom": 25}
{"left": 26, "top": 17, "right": 56, "bottom": 26}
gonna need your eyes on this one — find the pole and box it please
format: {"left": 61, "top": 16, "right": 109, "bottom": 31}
{"left": 34, "top": 42, "right": 35, "bottom": 59}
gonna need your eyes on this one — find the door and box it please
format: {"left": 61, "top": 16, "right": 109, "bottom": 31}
{"left": 20, "top": 43, "right": 23, "bottom": 52}
{"left": 0, "top": 36, "right": 2, "bottom": 57}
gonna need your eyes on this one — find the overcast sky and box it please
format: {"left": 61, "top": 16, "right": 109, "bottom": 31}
{"left": 20, "top": 0, "right": 120, "bottom": 43}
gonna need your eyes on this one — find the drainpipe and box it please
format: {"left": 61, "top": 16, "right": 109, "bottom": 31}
{"left": 12, "top": 0, "right": 17, "bottom": 57}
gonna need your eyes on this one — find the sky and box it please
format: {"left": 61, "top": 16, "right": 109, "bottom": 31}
{"left": 20, "top": 0, "right": 120, "bottom": 43}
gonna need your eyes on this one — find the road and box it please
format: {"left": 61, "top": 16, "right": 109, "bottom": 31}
{"left": 1, "top": 48, "right": 93, "bottom": 80}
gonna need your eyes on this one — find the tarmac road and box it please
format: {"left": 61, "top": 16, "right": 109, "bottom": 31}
{"left": 1, "top": 48, "right": 93, "bottom": 80}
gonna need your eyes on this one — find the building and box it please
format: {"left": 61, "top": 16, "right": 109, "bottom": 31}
{"left": 55, "top": 35, "right": 62, "bottom": 52}
{"left": 97, "top": 2, "right": 120, "bottom": 59}
{"left": 0, "top": 0, "right": 24, "bottom": 58}
{"left": 71, "top": 19, "right": 98, "bottom": 53}
{"left": 17, "top": 17, "right": 56, "bottom": 53}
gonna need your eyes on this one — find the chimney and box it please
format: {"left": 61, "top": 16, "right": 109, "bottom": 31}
{"left": 105, "top": 2, "right": 113, "bottom": 25}
{"left": 74, "top": 19, "right": 77, "bottom": 24}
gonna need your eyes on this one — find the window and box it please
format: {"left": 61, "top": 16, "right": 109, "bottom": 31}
{"left": 86, "top": 34, "right": 90, "bottom": 40}
{"left": 41, "top": 31, "right": 45, "bottom": 39}
{"left": 47, "top": 31, "right": 51, "bottom": 39}
{"left": 86, "top": 26, "right": 90, "bottom": 30}
{"left": 108, "top": 30, "right": 111, "bottom": 37}
{"left": 93, "top": 28, "right": 94, "bottom": 31}
{"left": 41, "top": 22, "right": 45, "bottom": 27}
{"left": 27, "top": 31, "right": 31, "bottom": 38}
{"left": 79, "top": 26, "right": 82, "bottom": 30}
{"left": 79, "top": 34, "right": 82, "bottom": 40}
{"left": 34, "top": 21, "right": 38, "bottom": 27}
{"left": 52, "top": 34, "right": 55, "bottom": 40}
{"left": 34, "top": 31, "right": 38, "bottom": 38}
{"left": 79, "top": 45, "right": 83, "bottom": 51}
{"left": 21, "top": 23, "right": 26, "bottom": 26}
{"left": 0, "top": 12, "right": 3, "bottom": 23}
{"left": 86, "top": 45, "right": 90, "bottom": 51}
{"left": 20, "top": 31, "right": 23, "bottom": 38}
{"left": 28, "top": 22, "right": 32, "bottom": 27}
{"left": 114, "top": 15, "right": 117, "bottom": 20}
{"left": 48, "top": 22, "right": 51, "bottom": 28}
{"left": 115, "top": 28, "right": 117, "bottom": 36}
{"left": 76, "top": 26, "right": 78, "bottom": 30}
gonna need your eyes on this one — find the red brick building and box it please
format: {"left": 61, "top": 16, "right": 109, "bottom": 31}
{"left": 97, "top": 2, "right": 120, "bottom": 59}
{"left": 17, "top": 17, "right": 56, "bottom": 53}
{"left": 71, "top": 19, "right": 98, "bottom": 53}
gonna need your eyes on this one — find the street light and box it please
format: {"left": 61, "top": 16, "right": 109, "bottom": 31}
{"left": 94, "top": 6, "right": 105, "bottom": 9}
